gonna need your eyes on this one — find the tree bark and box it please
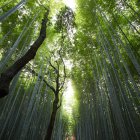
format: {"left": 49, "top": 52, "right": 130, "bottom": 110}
{"left": 0, "top": 10, "right": 49, "bottom": 98}
{"left": 44, "top": 51, "right": 65, "bottom": 140}
{"left": 44, "top": 93, "right": 59, "bottom": 140}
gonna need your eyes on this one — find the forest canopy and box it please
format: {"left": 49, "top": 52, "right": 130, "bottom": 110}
{"left": 0, "top": 0, "right": 140, "bottom": 140}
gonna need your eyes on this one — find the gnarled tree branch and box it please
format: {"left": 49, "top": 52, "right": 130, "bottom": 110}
{"left": 25, "top": 66, "right": 56, "bottom": 93}
{"left": 0, "top": 9, "right": 49, "bottom": 98}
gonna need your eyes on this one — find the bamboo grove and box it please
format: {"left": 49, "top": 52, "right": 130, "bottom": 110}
{"left": 0, "top": 0, "right": 140, "bottom": 140}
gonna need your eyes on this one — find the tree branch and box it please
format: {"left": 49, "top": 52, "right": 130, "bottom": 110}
{"left": 0, "top": 9, "right": 49, "bottom": 98}
{"left": 49, "top": 60, "right": 58, "bottom": 72}
{"left": 57, "top": 91, "right": 64, "bottom": 109}
{"left": 25, "top": 66, "right": 56, "bottom": 93}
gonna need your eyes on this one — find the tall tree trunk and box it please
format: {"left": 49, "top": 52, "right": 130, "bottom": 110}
{"left": 45, "top": 93, "right": 59, "bottom": 140}
{"left": 0, "top": 10, "right": 49, "bottom": 98}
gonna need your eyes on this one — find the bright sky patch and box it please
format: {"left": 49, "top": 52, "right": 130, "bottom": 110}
{"left": 63, "top": 0, "right": 76, "bottom": 11}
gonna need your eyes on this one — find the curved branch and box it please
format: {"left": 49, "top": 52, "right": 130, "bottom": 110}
{"left": 0, "top": 10, "right": 49, "bottom": 98}
{"left": 49, "top": 60, "right": 58, "bottom": 73}
{"left": 25, "top": 66, "right": 56, "bottom": 93}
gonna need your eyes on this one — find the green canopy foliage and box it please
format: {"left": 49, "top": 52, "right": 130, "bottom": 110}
{"left": 0, "top": 0, "right": 140, "bottom": 139}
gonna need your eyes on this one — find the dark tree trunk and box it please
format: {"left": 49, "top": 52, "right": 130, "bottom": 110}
{"left": 45, "top": 93, "right": 59, "bottom": 140}
{"left": 0, "top": 10, "right": 49, "bottom": 98}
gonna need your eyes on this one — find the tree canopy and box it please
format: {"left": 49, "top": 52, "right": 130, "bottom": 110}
{"left": 0, "top": 0, "right": 140, "bottom": 140}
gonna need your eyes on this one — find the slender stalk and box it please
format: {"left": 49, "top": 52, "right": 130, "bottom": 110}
{"left": 0, "top": 0, "right": 26, "bottom": 22}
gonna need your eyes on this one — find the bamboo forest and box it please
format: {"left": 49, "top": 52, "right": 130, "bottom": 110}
{"left": 0, "top": 0, "right": 140, "bottom": 140}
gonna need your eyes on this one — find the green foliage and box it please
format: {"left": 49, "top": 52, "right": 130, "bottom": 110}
{"left": 0, "top": 0, "right": 140, "bottom": 139}
{"left": 55, "top": 6, "right": 75, "bottom": 32}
